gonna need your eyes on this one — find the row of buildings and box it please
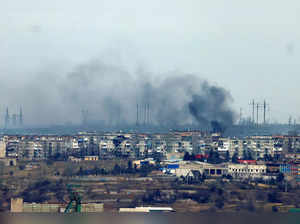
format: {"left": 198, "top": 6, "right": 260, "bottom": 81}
{"left": 162, "top": 160, "right": 300, "bottom": 181}
{"left": 0, "top": 132, "right": 299, "bottom": 163}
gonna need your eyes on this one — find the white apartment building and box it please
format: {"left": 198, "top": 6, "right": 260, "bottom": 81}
{"left": 0, "top": 141, "right": 6, "bottom": 158}
{"left": 217, "top": 139, "right": 230, "bottom": 153}
{"left": 181, "top": 141, "right": 193, "bottom": 152}
{"left": 99, "top": 140, "right": 115, "bottom": 152}
{"left": 228, "top": 163, "right": 267, "bottom": 179}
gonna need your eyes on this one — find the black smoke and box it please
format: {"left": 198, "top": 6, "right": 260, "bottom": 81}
{"left": 188, "top": 82, "right": 236, "bottom": 132}
{"left": 2, "top": 59, "right": 237, "bottom": 129}
{"left": 210, "top": 121, "right": 226, "bottom": 133}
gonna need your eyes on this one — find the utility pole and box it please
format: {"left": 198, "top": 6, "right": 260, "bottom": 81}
{"left": 146, "top": 103, "right": 148, "bottom": 125}
{"left": 263, "top": 100, "right": 266, "bottom": 125}
{"left": 19, "top": 106, "right": 23, "bottom": 126}
{"left": 5, "top": 107, "right": 10, "bottom": 129}
{"left": 262, "top": 100, "right": 270, "bottom": 125}
{"left": 249, "top": 100, "right": 255, "bottom": 125}
{"left": 256, "top": 103, "right": 260, "bottom": 126}
{"left": 147, "top": 103, "right": 151, "bottom": 126}
{"left": 288, "top": 116, "right": 292, "bottom": 127}
{"left": 136, "top": 104, "right": 139, "bottom": 126}
{"left": 144, "top": 104, "right": 146, "bottom": 125}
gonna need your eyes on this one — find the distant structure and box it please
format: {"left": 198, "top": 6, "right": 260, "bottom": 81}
{"left": 81, "top": 109, "right": 89, "bottom": 126}
{"left": 136, "top": 102, "right": 152, "bottom": 127}
{"left": 144, "top": 104, "right": 147, "bottom": 125}
{"left": 136, "top": 104, "right": 139, "bottom": 126}
{"left": 4, "top": 107, "right": 23, "bottom": 129}
{"left": 5, "top": 107, "right": 10, "bottom": 129}
{"left": 248, "top": 100, "right": 270, "bottom": 126}
{"left": 249, "top": 100, "right": 255, "bottom": 125}
{"left": 138, "top": 103, "right": 151, "bottom": 126}
{"left": 289, "top": 116, "right": 293, "bottom": 127}
{"left": 239, "top": 108, "right": 243, "bottom": 124}
{"left": 12, "top": 114, "right": 17, "bottom": 126}
{"left": 263, "top": 100, "right": 267, "bottom": 124}
{"left": 256, "top": 103, "right": 260, "bottom": 126}
{"left": 147, "top": 103, "right": 151, "bottom": 125}
{"left": 19, "top": 107, "right": 23, "bottom": 126}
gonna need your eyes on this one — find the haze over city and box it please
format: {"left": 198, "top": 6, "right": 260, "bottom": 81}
{"left": 2, "top": 1, "right": 300, "bottom": 219}
{"left": 1, "top": 0, "right": 300, "bottom": 125}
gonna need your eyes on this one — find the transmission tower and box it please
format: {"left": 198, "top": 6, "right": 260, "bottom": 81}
{"left": 136, "top": 104, "right": 139, "bottom": 126}
{"left": 19, "top": 106, "right": 23, "bottom": 126}
{"left": 5, "top": 107, "right": 10, "bottom": 129}
{"left": 249, "top": 100, "right": 255, "bottom": 125}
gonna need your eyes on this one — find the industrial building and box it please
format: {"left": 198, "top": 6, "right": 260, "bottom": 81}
{"left": 10, "top": 198, "right": 104, "bottom": 213}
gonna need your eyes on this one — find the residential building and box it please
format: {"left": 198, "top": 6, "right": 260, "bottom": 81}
{"left": 0, "top": 140, "right": 6, "bottom": 158}
{"left": 228, "top": 163, "right": 267, "bottom": 179}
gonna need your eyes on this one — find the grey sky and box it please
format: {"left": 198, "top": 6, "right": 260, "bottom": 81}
{"left": 1, "top": 0, "right": 300, "bottom": 124}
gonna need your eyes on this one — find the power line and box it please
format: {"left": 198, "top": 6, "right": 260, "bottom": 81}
{"left": 248, "top": 100, "right": 270, "bottom": 126}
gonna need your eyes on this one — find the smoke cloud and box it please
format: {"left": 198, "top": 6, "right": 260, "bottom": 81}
{"left": 188, "top": 82, "right": 236, "bottom": 131}
{"left": 2, "top": 59, "right": 237, "bottom": 129}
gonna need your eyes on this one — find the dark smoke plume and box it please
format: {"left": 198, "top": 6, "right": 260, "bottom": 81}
{"left": 188, "top": 82, "right": 236, "bottom": 132}
{"left": 2, "top": 59, "right": 237, "bottom": 129}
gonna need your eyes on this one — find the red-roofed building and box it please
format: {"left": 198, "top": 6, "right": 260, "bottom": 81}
{"left": 195, "top": 154, "right": 209, "bottom": 160}
{"left": 238, "top": 160, "right": 257, "bottom": 165}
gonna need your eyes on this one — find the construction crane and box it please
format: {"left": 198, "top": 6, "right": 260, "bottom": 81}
{"left": 64, "top": 184, "right": 82, "bottom": 213}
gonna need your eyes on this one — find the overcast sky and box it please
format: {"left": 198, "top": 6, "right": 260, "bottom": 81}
{"left": 1, "top": 0, "right": 300, "bottom": 124}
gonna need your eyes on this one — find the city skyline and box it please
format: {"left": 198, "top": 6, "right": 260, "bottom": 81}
{"left": 2, "top": 0, "right": 300, "bottom": 216}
